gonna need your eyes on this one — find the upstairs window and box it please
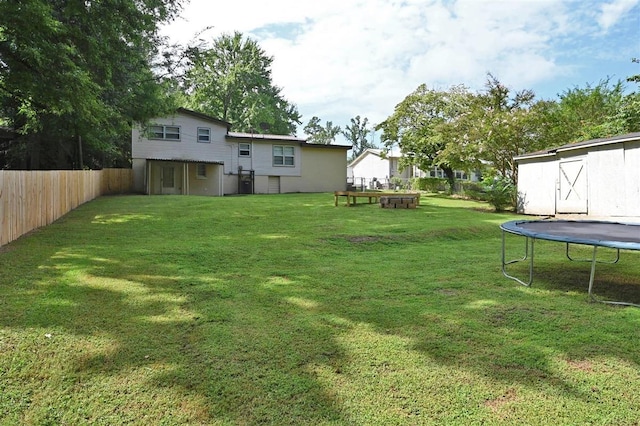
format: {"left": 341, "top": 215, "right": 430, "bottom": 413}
{"left": 239, "top": 143, "right": 251, "bottom": 157}
{"left": 197, "top": 127, "right": 211, "bottom": 143}
{"left": 273, "top": 145, "right": 294, "bottom": 166}
{"left": 149, "top": 125, "right": 180, "bottom": 141}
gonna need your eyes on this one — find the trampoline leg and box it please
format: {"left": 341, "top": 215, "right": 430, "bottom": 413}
{"left": 587, "top": 246, "right": 640, "bottom": 307}
{"left": 587, "top": 246, "right": 598, "bottom": 303}
{"left": 501, "top": 231, "right": 534, "bottom": 287}
{"left": 566, "top": 244, "right": 620, "bottom": 264}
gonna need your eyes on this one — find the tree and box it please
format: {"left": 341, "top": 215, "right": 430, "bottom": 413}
{"left": 457, "top": 75, "right": 547, "bottom": 188}
{"left": 551, "top": 78, "right": 628, "bottom": 142}
{"left": 376, "top": 84, "right": 472, "bottom": 191}
{"left": 184, "top": 32, "right": 301, "bottom": 135}
{"left": 342, "top": 115, "right": 374, "bottom": 160}
{"left": 0, "top": 0, "right": 183, "bottom": 169}
{"left": 303, "top": 116, "right": 341, "bottom": 144}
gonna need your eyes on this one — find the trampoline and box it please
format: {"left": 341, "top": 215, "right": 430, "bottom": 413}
{"left": 500, "top": 220, "right": 640, "bottom": 307}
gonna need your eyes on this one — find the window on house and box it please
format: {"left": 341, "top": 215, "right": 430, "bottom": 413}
{"left": 197, "top": 127, "right": 211, "bottom": 143}
{"left": 239, "top": 143, "right": 251, "bottom": 157}
{"left": 273, "top": 145, "right": 295, "bottom": 166}
{"left": 149, "top": 125, "right": 180, "bottom": 141}
{"left": 455, "top": 171, "right": 468, "bottom": 180}
{"left": 196, "top": 164, "right": 207, "bottom": 179}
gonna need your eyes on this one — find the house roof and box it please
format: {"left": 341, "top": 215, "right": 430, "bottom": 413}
{"left": 227, "top": 131, "right": 351, "bottom": 150}
{"left": 145, "top": 157, "right": 224, "bottom": 165}
{"left": 348, "top": 147, "right": 402, "bottom": 167}
{"left": 176, "top": 107, "right": 231, "bottom": 129}
{"left": 515, "top": 132, "right": 640, "bottom": 161}
{"left": 227, "top": 131, "right": 306, "bottom": 143}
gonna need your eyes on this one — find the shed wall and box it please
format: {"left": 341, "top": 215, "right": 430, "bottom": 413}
{"left": 517, "top": 139, "right": 640, "bottom": 218}
{"left": 517, "top": 157, "right": 557, "bottom": 215}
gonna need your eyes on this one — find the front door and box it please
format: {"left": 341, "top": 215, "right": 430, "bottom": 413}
{"left": 161, "top": 166, "right": 178, "bottom": 195}
{"left": 557, "top": 158, "right": 587, "bottom": 214}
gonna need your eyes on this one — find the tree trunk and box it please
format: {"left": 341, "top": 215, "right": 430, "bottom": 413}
{"left": 442, "top": 166, "right": 456, "bottom": 194}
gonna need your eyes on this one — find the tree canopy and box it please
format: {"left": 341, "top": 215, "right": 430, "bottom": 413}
{"left": 342, "top": 115, "right": 374, "bottom": 160}
{"left": 0, "top": 0, "right": 183, "bottom": 169}
{"left": 303, "top": 116, "right": 341, "bottom": 145}
{"left": 183, "top": 31, "right": 301, "bottom": 135}
{"left": 377, "top": 72, "right": 640, "bottom": 198}
{"left": 376, "top": 84, "right": 472, "bottom": 189}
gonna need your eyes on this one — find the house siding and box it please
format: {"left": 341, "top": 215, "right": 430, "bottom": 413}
{"left": 132, "top": 109, "right": 350, "bottom": 196}
{"left": 132, "top": 114, "right": 229, "bottom": 163}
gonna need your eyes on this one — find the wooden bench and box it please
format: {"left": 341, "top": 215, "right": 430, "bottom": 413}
{"left": 334, "top": 191, "right": 420, "bottom": 207}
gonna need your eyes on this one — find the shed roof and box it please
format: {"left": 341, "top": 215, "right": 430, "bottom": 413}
{"left": 515, "top": 132, "right": 640, "bottom": 161}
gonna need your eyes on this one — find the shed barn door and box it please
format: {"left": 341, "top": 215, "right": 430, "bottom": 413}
{"left": 268, "top": 176, "right": 280, "bottom": 194}
{"left": 557, "top": 158, "right": 587, "bottom": 214}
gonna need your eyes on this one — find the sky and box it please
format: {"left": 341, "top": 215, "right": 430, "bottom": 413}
{"left": 161, "top": 0, "right": 640, "bottom": 141}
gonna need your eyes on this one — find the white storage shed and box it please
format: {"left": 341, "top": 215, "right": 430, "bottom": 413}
{"left": 516, "top": 133, "right": 640, "bottom": 218}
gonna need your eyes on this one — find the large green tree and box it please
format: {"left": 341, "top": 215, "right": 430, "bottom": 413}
{"left": 376, "top": 84, "right": 472, "bottom": 191}
{"left": 303, "top": 116, "right": 341, "bottom": 144}
{"left": 452, "top": 75, "right": 551, "bottom": 188}
{"left": 0, "top": 0, "right": 182, "bottom": 169}
{"left": 551, "top": 78, "right": 630, "bottom": 142}
{"left": 184, "top": 31, "right": 301, "bottom": 135}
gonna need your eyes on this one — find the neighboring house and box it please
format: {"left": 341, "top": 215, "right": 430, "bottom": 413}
{"left": 516, "top": 132, "right": 640, "bottom": 218}
{"left": 347, "top": 148, "right": 477, "bottom": 190}
{"left": 131, "top": 108, "right": 351, "bottom": 196}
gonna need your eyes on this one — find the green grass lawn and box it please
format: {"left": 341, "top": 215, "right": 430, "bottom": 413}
{"left": 2, "top": 193, "right": 640, "bottom": 425}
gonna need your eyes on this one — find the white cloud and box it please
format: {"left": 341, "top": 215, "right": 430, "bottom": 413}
{"left": 597, "top": 0, "right": 640, "bottom": 31}
{"left": 161, "top": 0, "right": 637, "bottom": 136}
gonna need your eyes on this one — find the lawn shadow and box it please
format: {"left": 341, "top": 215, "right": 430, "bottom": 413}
{"left": 0, "top": 226, "right": 349, "bottom": 424}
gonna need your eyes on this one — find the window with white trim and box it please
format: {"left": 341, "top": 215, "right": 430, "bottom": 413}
{"left": 273, "top": 145, "right": 294, "bottom": 166}
{"left": 196, "top": 164, "right": 207, "bottom": 179}
{"left": 239, "top": 143, "right": 251, "bottom": 157}
{"left": 197, "top": 127, "right": 210, "bottom": 143}
{"left": 148, "top": 125, "right": 180, "bottom": 141}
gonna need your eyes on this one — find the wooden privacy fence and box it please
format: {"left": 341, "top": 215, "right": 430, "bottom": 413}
{"left": 0, "top": 168, "right": 133, "bottom": 247}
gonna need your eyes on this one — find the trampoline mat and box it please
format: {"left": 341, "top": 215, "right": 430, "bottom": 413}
{"left": 501, "top": 220, "right": 640, "bottom": 249}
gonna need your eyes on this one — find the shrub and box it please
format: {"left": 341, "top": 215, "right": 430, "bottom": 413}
{"left": 412, "top": 177, "right": 449, "bottom": 193}
{"left": 460, "top": 181, "right": 487, "bottom": 201}
{"left": 482, "top": 176, "right": 515, "bottom": 211}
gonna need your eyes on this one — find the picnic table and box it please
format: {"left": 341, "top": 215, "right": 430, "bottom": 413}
{"left": 334, "top": 191, "right": 420, "bottom": 207}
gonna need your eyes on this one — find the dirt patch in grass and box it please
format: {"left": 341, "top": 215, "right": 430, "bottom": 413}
{"left": 347, "top": 236, "right": 382, "bottom": 243}
{"left": 484, "top": 387, "right": 518, "bottom": 412}
{"left": 566, "top": 359, "right": 594, "bottom": 372}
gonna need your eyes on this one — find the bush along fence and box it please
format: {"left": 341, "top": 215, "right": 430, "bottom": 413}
{"left": 0, "top": 168, "right": 132, "bottom": 247}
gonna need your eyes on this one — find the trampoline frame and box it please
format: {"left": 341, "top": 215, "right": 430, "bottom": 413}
{"left": 500, "top": 220, "right": 640, "bottom": 307}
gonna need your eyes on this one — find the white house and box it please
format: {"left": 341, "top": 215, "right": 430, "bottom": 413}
{"left": 131, "top": 108, "right": 352, "bottom": 196}
{"left": 347, "top": 148, "right": 477, "bottom": 190}
{"left": 516, "top": 132, "right": 640, "bottom": 218}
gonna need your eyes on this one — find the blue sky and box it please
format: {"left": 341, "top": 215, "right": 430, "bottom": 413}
{"left": 163, "top": 0, "right": 640, "bottom": 140}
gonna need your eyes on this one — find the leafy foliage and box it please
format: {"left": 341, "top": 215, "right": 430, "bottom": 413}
{"left": 482, "top": 175, "right": 516, "bottom": 211}
{"left": 303, "top": 116, "right": 341, "bottom": 144}
{"left": 342, "top": 115, "right": 374, "bottom": 159}
{"left": 376, "top": 84, "right": 472, "bottom": 192}
{"left": 0, "top": 0, "right": 183, "bottom": 169}
{"left": 183, "top": 31, "right": 301, "bottom": 135}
